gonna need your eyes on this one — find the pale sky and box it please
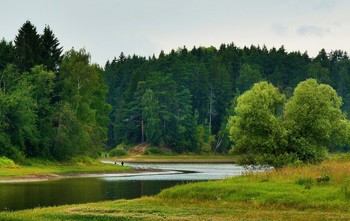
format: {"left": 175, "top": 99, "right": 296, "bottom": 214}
{"left": 1, "top": 0, "right": 350, "bottom": 66}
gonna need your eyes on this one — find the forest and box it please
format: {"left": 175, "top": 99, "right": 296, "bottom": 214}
{"left": 1, "top": 21, "right": 350, "bottom": 161}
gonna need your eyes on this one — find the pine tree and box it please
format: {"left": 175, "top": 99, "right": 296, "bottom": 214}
{"left": 40, "top": 25, "right": 63, "bottom": 72}
{"left": 14, "top": 21, "right": 41, "bottom": 73}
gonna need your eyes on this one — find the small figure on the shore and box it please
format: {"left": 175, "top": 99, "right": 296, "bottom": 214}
{"left": 114, "top": 161, "right": 116, "bottom": 165}
{"left": 121, "top": 161, "right": 124, "bottom": 166}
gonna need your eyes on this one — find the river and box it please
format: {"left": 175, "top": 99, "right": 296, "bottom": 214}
{"left": 0, "top": 163, "right": 247, "bottom": 211}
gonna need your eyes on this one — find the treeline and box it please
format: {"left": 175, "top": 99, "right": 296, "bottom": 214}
{"left": 2, "top": 21, "right": 350, "bottom": 161}
{"left": 105, "top": 44, "right": 350, "bottom": 153}
{"left": 0, "top": 21, "right": 110, "bottom": 161}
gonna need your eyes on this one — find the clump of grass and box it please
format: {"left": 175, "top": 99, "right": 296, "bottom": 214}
{"left": 68, "top": 156, "right": 101, "bottom": 166}
{"left": 341, "top": 180, "right": 350, "bottom": 201}
{"left": 0, "top": 156, "right": 17, "bottom": 168}
{"left": 295, "top": 177, "right": 313, "bottom": 189}
{"left": 316, "top": 174, "right": 331, "bottom": 183}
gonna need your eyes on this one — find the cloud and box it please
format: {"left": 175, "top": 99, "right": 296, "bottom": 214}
{"left": 313, "top": 0, "right": 338, "bottom": 10}
{"left": 297, "top": 26, "right": 330, "bottom": 37}
{"left": 271, "top": 24, "right": 287, "bottom": 36}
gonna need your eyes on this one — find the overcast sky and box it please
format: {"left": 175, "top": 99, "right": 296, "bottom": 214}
{"left": 1, "top": 0, "right": 350, "bottom": 66}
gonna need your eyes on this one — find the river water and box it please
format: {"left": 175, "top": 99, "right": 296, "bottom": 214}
{"left": 0, "top": 163, "right": 247, "bottom": 211}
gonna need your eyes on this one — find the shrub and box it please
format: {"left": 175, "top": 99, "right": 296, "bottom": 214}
{"left": 145, "top": 147, "right": 162, "bottom": 155}
{"left": 0, "top": 156, "right": 17, "bottom": 168}
{"left": 316, "top": 174, "right": 331, "bottom": 183}
{"left": 109, "top": 147, "right": 128, "bottom": 157}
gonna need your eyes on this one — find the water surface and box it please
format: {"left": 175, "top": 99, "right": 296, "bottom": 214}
{"left": 0, "top": 163, "right": 246, "bottom": 211}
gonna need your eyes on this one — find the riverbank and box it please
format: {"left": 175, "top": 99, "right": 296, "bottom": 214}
{"left": 1, "top": 154, "right": 350, "bottom": 220}
{"left": 0, "top": 158, "right": 132, "bottom": 182}
{"left": 107, "top": 154, "right": 237, "bottom": 163}
{"left": 0, "top": 155, "right": 236, "bottom": 182}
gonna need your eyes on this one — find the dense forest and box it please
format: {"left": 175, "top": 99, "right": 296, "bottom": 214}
{"left": 1, "top": 21, "right": 350, "bottom": 161}
{"left": 0, "top": 21, "right": 110, "bottom": 161}
{"left": 105, "top": 43, "right": 350, "bottom": 153}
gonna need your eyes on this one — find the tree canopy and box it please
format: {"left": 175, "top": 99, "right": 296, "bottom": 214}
{"left": 227, "top": 80, "right": 350, "bottom": 167}
{"left": 0, "top": 21, "right": 109, "bottom": 162}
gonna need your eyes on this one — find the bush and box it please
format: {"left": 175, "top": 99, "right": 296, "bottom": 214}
{"left": 145, "top": 147, "right": 162, "bottom": 155}
{"left": 109, "top": 146, "right": 128, "bottom": 157}
{"left": 316, "top": 174, "right": 331, "bottom": 183}
{"left": 0, "top": 156, "right": 17, "bottom": 168}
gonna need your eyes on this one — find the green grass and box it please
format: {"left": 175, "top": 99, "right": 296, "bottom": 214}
{"left": 1, "top": 154, "right": 350, "bottom": 220}
{"left": 0, "top": 157, "right": 131, "bottom": 179}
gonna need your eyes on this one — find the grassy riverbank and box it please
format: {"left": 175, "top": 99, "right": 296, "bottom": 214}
{"left": 0, "top": 157, "right": 131, "bottom": 180}
{"left": 1, "top": 154, "right": 350, "bottom": 220}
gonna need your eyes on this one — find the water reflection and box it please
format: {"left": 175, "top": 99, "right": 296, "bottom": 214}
{"left": 0, "top": 163, "right": 245, "bottom": 211}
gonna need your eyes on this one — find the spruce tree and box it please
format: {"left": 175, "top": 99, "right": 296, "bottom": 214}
{"left": 40, "top": 25, "right": 63, "bottom": 72}
{"left": 14, "top": 21, "right": 41, "bottom": 73}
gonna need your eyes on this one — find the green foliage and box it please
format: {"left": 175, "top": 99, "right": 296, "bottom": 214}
{"left": 3, "top": 20, "right": 350, "bottom": 162}
{"left": 68, "top": 156, "right": 102, "bottom": 165}
{"left": 236, "top": 63, "right": 263, "bottom": 93}
{"left": 142, "top": 89, "right": 162, "bottom": 145}
{"left": 144, "top": 147, "right": 162, "bottom": 155}
{"left": 194, "top": 124, "right": 210, "bottom": 153}
{"left": 53, "top": 49, "right": 111, "bottom": 160}
{"left": 109, "top": 146, "right": 128, "bottom": 157}
{"left": 0, "top": 39, "right": 15, "bottom": 71}
{"left": 295, "top": 177, "right": 313, "bottom": 189}
{"left": 227, "top": 81, "right": 286, "bottom": 166}
{"left": 228, "top": 79, "right": 350, "bottom": 167}
{"left": 103, "top": 42, "right": 350, "bottom": 156}
{"left": 14, "top": 20, "right": 41, "bottom": 72}
{"left": 341, "top": 181, "right": 350, "bottom": 201}
{"left": 40, "top": 25, "right": 63, "bottom": 72}
{"left": 0, "top": 156, "right": 17, "bottom": 168}
{"left": 284, "top": 79, "right": 349, "bottom": 163}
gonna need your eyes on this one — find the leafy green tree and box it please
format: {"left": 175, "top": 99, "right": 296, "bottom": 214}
{"left": 54, "top": 49, "right": 111, "bottom": 159}
{"left": 194, "top": 124, "right": 210, "bottom": 153}
{"left": 0, "top": 65, "right": 38, "bottom": 159}
{"left": 142, "top": 89, "right": 161, "bottom": 145}
{"left": 227, "top": 81, "right": 286, "bottom": 166}
{"left": 25, "top": 65, "right": 56, "bottom": 157}
{"left": 284, "top": 79, "right": 349, "bottom": 163}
